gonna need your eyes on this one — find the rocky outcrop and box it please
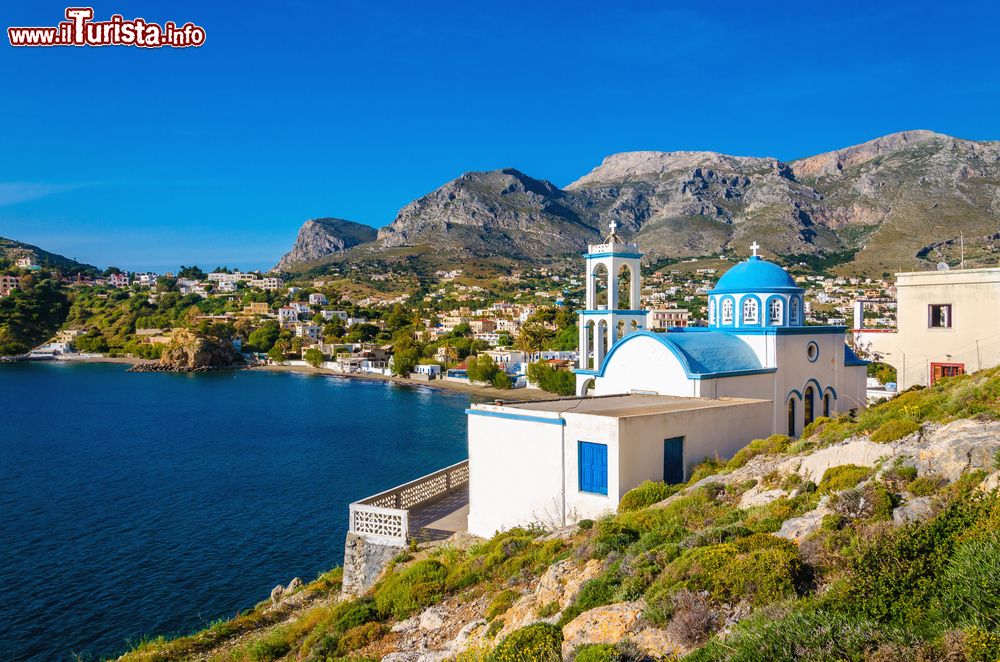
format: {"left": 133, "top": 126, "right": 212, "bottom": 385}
{"left": 130, "top": 329, "right": 241, "bottom": 372}
{"left": 274, "top": 218, "right": 376, "bottom": 271}
{"left": 342, "top": 532, "right": 403, "bottom": 598}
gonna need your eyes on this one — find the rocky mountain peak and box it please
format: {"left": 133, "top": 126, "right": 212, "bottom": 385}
{"left": 790, "top": 129, "right": 956, "bottom": 179}
{"left": 566, "top": 150, "right": 784, "bottom": 189}
{"left": 274, "top": 218, "right": 376, "bottom": 271}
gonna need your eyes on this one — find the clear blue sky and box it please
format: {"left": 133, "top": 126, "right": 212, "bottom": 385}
{"left": 2, "top": 1, "right": 998, "bottom": 272}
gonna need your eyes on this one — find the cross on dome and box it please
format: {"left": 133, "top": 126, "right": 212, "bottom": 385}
{"left": 750, "top": 241, "right": 760, "bottom": 258}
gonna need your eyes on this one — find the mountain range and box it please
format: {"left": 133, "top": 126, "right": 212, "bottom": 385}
{"left": 276, "top": 130, "right": 1000, "bottom": 275}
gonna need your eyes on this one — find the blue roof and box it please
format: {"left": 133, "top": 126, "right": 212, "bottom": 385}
{"left": 709, "top": 256, "right": 801, "bottom": 294}
{"left": 597, "top": 330, "right": 765, "bottom": 378}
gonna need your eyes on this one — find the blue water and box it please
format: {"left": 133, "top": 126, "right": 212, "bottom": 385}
{"left": 0, "top": 362, "right": 471, "bottom": 661}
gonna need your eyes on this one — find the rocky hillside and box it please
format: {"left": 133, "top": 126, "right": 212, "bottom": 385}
{"left": 281, "top": 131, "right": 1000, "bottom": 275}
{"left": 274, "top": 218, "right": 377, "bottom": 271}
{"left": 123, "top": 367, "right": 1000, "bottom": 661}
{"left": 129, "top": 329, "right": 242, "bottom": 372}
{"left": 0, "top": 236, "right": 97, "bottom": 275}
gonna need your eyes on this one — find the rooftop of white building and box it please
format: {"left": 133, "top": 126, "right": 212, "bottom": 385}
{"left": 472, "top": 393, "right": 769, "bottom": 420}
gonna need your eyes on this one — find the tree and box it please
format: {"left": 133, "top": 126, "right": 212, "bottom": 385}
{"left": 177, "top": 265, "right": 206, "bottom": 279}
{"left": 491, "top": 371, "right": 511, "bottom": 389}
{"left": 526, "top": 360, "right": 575, "bottom": 396}
{"left": 516, "top": 321, "right": 553, "bottom": 357}
{"left": 391, "top": 347, "right": 419, "bottom": 376}
{"left": 467, "top": 354, "right": 501, "bottom": 384}
{"left": 247, "top": 321, "right": 280, "bottom": 352}
{"left": 304, "top": 348, "right": 324, "bottom": 368}
{"left": 267, "top": 345, "right": 286, "bottom": 363}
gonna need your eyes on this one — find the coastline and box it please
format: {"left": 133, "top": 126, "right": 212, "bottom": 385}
{"left": 22, "top": 353, "right": 554, "bottom": 402}
{"left": 248, "top": 363, "right": 555, "bottom": 401}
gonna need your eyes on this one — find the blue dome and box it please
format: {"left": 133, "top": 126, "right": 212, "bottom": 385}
{"left": 709, "top": 256, "right": 801, "bottom": 294}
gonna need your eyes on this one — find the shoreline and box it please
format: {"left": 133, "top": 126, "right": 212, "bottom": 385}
{"left": 20, "top": 353, "right": 554, "bottom": 402}
{"left": 248, "top": 362, "right": 555, "bottom": 401}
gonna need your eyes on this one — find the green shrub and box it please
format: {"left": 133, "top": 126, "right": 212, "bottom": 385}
{"left": 684, "top": 606, "right": 924, "bottom": 662}
{"left": 801, "top": 416, "right": 833, "bottom": 439}
{"left": 936, "top": 532, "right": 1000, "bottom": 630}
{"left": 558, "top": 572, "right": 622, "bottom": 626}
{"left": 726, "top": 434, "right": 792, "bottom": 469}
{"left": 247, "top": 629, "right": 291, "bottom": 661}
{"left": 870, "top": 418, "right": 921, "bottom": 443}
{"left": 571, "top": 641, "right": 643, "bottom": 662}
{"left": 373, "top": 559, "right": 447, "bottom": 619}
{"left": 486, "top": 589, "right": 519, "bottom": 621}
{"left": 909, "top": 475, "right": 945, "bottom": 496}
{"left": 818, "top": 464, "right": 874, "bottom": 493}
{"left": 489, "top": 622, "right": 562, "bottom": 662}
{"left": 537, "top": 600, "right": 559, "bottom": 618}
{"left": 618, "top": 480, "right": 679, "bottom": 511}
{"left": 592, "top": 519, "right": 640, "bottom": 557}
{"left": 336, "top": 621, "right": 385, "bottom": 654}
{"left": 688, "top": 456, "right": 726, "bottom": 484}
{"left": 491, "top": 371, "right": 511, "bottom": 389}
{"left": 577, "top": 518, "right": 594, "bottom": 530}
{"left": 646, "top": 533, "right": 803, "bottom": 608}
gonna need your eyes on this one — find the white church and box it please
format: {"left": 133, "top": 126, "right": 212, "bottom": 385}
{"left": 465, "top": 226, "right": 867, "bottom": 538}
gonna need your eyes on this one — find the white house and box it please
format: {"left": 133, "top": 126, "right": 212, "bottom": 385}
{"left": 465, "top": 230, "right": 867, "bottom": 538}
{"left": 309, "top": 293, "right": 328, "bottom": 306}
{"left": 277, "top": 306, "right": 299, "bottom": 324}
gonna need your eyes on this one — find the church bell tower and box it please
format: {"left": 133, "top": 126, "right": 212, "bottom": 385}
{"left": 576, "top": 221, "right": 644, "bottom": 392}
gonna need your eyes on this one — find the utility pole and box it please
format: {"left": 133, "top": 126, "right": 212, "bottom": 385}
{"left": 961, "top": 232, "right": 965, "bottom": 270}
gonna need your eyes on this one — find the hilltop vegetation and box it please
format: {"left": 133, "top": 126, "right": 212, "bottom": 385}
{"left": 121, "top": 367, "right": 1000, "bottom": 661}
{"left": 0, "top": 272, "right": 69, "bottom": 355}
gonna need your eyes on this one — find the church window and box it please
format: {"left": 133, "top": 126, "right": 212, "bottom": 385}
{"left": 790, "top": 297, "right": 800, "bottom": 324}
{"left": 708, "top": 299, "right": 716, "bottom": 324}
{"left": 823, "top": 392, "right": 832, "bottom": 417}
{"left": 787, "top": 398, "right": 796, "bottom": 436}
{"left": 721, "top": 298, "right": 733, "bottom": 324}
{"left": 578, "top": 441, "right": 608, "bottom": 495}
{"left": 769, "top": 298, "right": 783, "bottom": 324}
{"left": 742, "top": 298, "right": 758, "bottom": 324}
{"left": 804, "top": 386, "right": 815, "bottom": 427}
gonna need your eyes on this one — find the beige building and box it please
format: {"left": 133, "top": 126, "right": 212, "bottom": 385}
{"left": 646, "top": 308, "right": 690, "bottom": 330}
{"left": 853, "top": 267, "right": 1000, "bottom": 389}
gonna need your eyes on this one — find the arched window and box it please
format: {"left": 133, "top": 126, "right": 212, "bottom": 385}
{"left": 721, "top": 298, "right": 733, "bottom": 324}
{"left": 787, "top": 398, "right": 797, "bottom": 436}
{"left": 591, "top": 264, "right": 609, "bottom": 309}
{"left": 804, "top": 386, "right": 815, "bottom": 427}
{"left": 823, "top": 392, "right": 832, "bottom": 417}
{"left": 616, "top": 320, "right": 625, "bottom": 341}
{"left": 790, "top": 297, "right": 800, "bottom": 324}
{"left": 768, "top": 298, "right": 783, "bottom": 325}
{"left": 742, "top": 298, "right": 758, "bottom": 324}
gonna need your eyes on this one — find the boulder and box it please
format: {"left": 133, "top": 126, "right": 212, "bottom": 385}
{"left": 561, "top": 601, "right": 645, "bottom": 657}
{"left": 269, "top": 584, "right": 285, "bottom": 604}
{"left": 797, "top": 439, "right": 887, "bottom": 483}
{"left": 495, "top": 558, "right": 602, "bottom": 640}
{"left": 630, "top": 627, "right": 685, "bottom": 658}
{"left": 776, "top": 498, "right": 832, "bottom": 542}
{"left": 286, "top": 577, "right": 303, "bottom": 592}
{"left": 980, "top": 470, "right": 1000, "bottom": 494}
{"left": 910, "top": 420, "right": 1000, "bottom": 481}
{"left": 893, "top": 496, "right": 936, "bottom": 525}
{"left": 739, "top": 487, "right": 787, "bottom": 509}
{"left": 419, "top": 607, "right": 446, "bottom": 631}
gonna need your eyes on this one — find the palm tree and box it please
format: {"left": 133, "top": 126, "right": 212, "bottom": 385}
{"left": 515, "top": 321, "right": 553, "bottom": 362}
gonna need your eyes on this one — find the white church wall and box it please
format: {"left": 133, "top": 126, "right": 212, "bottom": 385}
{"left": 594, "top": 335, "right": 697, "bottom": 397}
{"left": 467, "top": 413, "right": 565, "bottom": 538}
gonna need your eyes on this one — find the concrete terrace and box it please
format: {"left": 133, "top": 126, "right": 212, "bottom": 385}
{"left": 477, "top": 393, "right": 771, "bottom": 419}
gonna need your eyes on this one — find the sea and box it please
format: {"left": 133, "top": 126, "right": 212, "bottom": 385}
{"left": 0, "top": 362, "right": 471, "bottom": 661}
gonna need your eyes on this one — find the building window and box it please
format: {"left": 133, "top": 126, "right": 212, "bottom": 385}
{"left": 928, "top": 304, "right": 952, "bottom": 328}
{"left": 742, "top": 298, "right": 758, "bottom": 324}
{"left": 578, "top": 441, "right": 608, "bottom": 495}
{"left": 804, "top": 386, "right": 815, "bottom": 427}
{"left": 721, "top": 298, "right": 733, "bottom": 324}
{"left": 823, "top": 392, "right": 832, "bottom": 417}
{"left": 806, "top": 341, "right": 819, "bottom": 362}
{"left": 790, "top": 297, "right": 800, "bottom": 324}
{"left": 768, "top": 298, "right": 783, "bottom": 324}
{"left": 787, "top": 398, "right": 796, "bottom": 436}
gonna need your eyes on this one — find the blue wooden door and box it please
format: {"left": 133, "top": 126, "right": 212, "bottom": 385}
{"left": 578, "top": 441, "right": 608, "bottom": 495}
{"left": 663, "top": 437, "right": 684, "bottom": 484}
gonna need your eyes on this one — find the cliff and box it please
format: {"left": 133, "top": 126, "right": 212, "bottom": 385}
{"left": 121, "top": 367, "right": 1000, "bottom": 661}
{"left": 130, "top": 329, "right": 241, "bottom": 372}
{"left": 274, "top": 218, "right": 377, "bottom": 271}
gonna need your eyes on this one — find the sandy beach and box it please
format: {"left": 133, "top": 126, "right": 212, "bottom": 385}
{"left": 248, "top": 362, "right": 556, "bottom": 402}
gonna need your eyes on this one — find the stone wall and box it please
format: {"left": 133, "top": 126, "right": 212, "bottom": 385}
{"left": 341, "top": 532, "right": 403, "bottom": 597}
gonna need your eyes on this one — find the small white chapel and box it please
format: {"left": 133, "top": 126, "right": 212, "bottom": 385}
{"left": 465, "top": 226, "right": 867, "bottom": 538}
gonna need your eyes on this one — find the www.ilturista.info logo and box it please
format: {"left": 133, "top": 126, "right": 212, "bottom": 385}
{"left": 8, "top": 8, "right": 206, "bottom": 48}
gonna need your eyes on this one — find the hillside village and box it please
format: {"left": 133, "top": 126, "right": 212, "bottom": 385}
{"left": 1, "top": 245, "right": 901, "bottom": 398}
